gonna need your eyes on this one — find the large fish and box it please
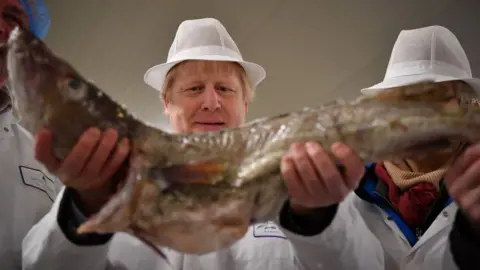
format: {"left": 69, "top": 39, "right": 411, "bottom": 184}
{"left": 6, "top": 26, "right": 480, "bottom": 259}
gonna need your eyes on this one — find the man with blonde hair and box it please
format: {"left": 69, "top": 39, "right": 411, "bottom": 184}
{"left": 24, "top": 17, "right": 380, "bottom": 269}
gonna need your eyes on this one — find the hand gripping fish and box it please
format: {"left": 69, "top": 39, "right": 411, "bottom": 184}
{"left": 6, "top": 26, "right": 480, "bottom": 259}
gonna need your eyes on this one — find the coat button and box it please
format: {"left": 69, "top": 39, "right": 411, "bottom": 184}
{"left": 442, "top": 211, "right": 449, "bottom": 217}
{"left": 3, "top": 127, "right": 8, "bottom": 132}
{"left": 387, "top": 216, "right": 394, "bottom": 221}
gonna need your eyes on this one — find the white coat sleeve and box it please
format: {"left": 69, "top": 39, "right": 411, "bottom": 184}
{"left": 277, "top": 193, "right": 385, "bottom": 270}
{"left": 22, "top": 187, "right": 113, "bottom": 270}
{"left": 443, "top": 210, "right": 480, "bottom": 270}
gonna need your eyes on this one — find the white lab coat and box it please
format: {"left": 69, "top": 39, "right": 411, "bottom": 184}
{"left": 0, "top": 109, "right": 62, "bottom": 270}
{"left": 20, "top": 156, "right": 465, "bottom": 270}
{"left": 22, "top": 187, "right": 384, "bottom": 270}
{"left": 352, "top": 194, "right": 460, "bottom": 270}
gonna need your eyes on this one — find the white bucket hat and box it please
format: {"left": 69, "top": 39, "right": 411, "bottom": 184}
{"left": 361, "top": 25, "right": 480, "bottom": 95}
{"left": 144, "top": 18, "right": 266, "bottom": 93}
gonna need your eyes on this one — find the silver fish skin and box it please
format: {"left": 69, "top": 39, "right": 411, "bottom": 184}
{"left": 6, "top": 26, "right": 480, "bottom": 257}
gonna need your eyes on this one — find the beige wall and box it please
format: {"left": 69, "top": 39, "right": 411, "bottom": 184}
{"left": 43, "top": 0, "right": 480, "bottom": 130}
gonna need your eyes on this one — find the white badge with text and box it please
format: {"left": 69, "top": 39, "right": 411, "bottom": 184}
{"left": 19, "top": 166, "right": 56, "bottom": 201}
{"left": 253, "top": 221, "right": 287, "bottom": 239}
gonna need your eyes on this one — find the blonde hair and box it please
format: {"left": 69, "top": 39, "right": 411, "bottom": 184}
{"left": 161, "top": 60, "right": 254, "bottom": 102}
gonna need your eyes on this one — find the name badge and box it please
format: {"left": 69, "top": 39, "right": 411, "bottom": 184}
{"left": 19, "top": 166, "right": 56, "bottom": 201}
{"left": 253, "top": 221, "right": 287, "bottom": 239}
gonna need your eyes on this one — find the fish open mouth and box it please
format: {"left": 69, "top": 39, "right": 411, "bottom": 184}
{"left": 406, "top": 137, "right": 456, "bottom": 151}
{"left": 396, "top": 135, "right": 468, "bottom": 159}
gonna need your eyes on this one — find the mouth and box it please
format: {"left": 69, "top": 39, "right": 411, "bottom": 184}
{"left": 406, "top": 138, "right": 455, "bottom": 151}
{"left": 396, "top": 135, "right": 468, "bottom": 160}
{"left": 195, "top": 122, "right": 225, "bottom": 125}
{"left": 194, "top": 122, "right": 226, "bottom": 131}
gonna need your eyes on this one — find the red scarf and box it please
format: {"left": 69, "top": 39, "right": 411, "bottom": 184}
{"left": 375, "top": 162, "right": 439, "bottom": 228}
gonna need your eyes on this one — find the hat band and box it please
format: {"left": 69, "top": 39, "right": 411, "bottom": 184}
{"left": 384, "top": 60, "right": 471, "bottom": 79}
{"left": 168, "top": 46, "right": 243, "bottom": 63}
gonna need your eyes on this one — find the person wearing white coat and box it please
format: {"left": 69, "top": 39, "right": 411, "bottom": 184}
{"left": 22, "top": 21, "right": 478, "bottom": 270}
{"left": 0, "top": 1, "right": 62, "bottom": 270}
{"left": 349, "top": 25, "right": 480, "bottom": 270}
{"left": 22, "top": 18, "right": 382, "bottom": 270}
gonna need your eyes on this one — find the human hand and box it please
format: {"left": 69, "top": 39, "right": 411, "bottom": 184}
{"left": 280, "top": 141, "right": 365, "bottom": 214}
{"left": 445, "top": 143, "right": 480, "bottom": 229}
{"left": 34, "top": 127, "right": 130, "bottom": 215}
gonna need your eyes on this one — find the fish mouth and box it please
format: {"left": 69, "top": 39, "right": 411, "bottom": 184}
{"left": 6, "top": 26, "right": 48, "bottom": 95}
{"left": 405, "top": 137, "right": 456, "bottom": 152}
{"left": 394, "top": 134, "right": 468, "bottom": 160}
{"left": 7, "top": 27, "right": 38, "bottom": 70}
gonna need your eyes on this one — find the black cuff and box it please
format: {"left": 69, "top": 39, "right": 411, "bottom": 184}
{"left": 279, "top": 201, "right": 338, "bottom": 236}
{"left": 449, "top": 210, "right": 480, "bottom": 270}
{"left": 57, "top": 187, "right": 113, "bottom": 246}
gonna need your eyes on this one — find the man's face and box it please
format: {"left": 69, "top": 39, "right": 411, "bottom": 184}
{"left": 0, "top": 0, "right": 28, "bottom": 86}
{"left": 164, "top": 60, "right": 248, "bottom": 133}
{"left": 0, "top": 0, "right": 27, "bottom": 109}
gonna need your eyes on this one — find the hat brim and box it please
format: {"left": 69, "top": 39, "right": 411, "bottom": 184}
{"left": 143, "top": 55, "right": 266, "bottom": 92}
{"left": 360, "top": 74, "right": 480, "bottom": 96}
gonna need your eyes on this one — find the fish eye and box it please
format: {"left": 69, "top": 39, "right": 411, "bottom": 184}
{"left": 67, "top": 77, "right": 83, "bottom": 90}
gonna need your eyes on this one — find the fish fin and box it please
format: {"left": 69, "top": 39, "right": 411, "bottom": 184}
{"left": 129, "top": 228, "right": 171, "bottom": 266}
{"left": 77, "top": 156, "right": 147, "bottom": 235}
{"left": 234, "top": 151, "right": 284, "bottom": 187}
{"left": 76, "top": 183, "right": 133, "bottom": 234}
{"left": 150, "top": 161, "right": 230, "bottom": 187}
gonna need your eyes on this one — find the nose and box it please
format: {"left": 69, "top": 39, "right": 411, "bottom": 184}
{"left": 201, "top": 86, "right": 221, "bottom": 111}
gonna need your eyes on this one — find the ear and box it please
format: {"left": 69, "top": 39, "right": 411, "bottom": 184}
{"left": 162, "top": 95, "right": 170, "bottom": 115}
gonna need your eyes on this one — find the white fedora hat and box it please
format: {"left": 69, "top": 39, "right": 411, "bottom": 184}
{"left": 361, "top": 25, "right": 480, "bottom": 95}
{"left": 144, "top": 18, "right": 266, "bottom": 93}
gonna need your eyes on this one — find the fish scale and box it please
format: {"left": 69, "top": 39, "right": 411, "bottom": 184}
{"left": 6, "top": 26, "right": 480, "bottom": 262}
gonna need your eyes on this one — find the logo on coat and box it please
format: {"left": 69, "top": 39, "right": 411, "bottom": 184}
{"left": 253, "top": 221, "right": 287, "bottom": 239}
{"left": 19, "top": 166, "right": 56, "bottom": 201}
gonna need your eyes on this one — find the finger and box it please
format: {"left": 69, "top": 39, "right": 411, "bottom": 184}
{"left": 58, "top": 127, "right": 102, "bottom": 179}
{"left": 456, "top": 185, "right": 480, "bottom": 221}
{"left": 99, "top": 137, "right": 131, "bottom": 182}
{"left": 471, "top": 208, "right": 480, "bottom": 224}
{"left": 290, "top": 143, "right": 324, "bottom": 197}
{"left": 281, "top": 156, "right": 309, "bottom": 202}
{"left": 306, "top": 142, "right": 349, "bottom": 201}
{"left": 34, "top": 128, "right": 60, "bottom": 172}
{"left": 446, "top": 144, "right": 480, "bottom": 182}
{"left": 456, "top": 185, "right": 480, "bottom": 217}
{"left": 330, "top": 142, "right": 365, "bottom": 190}
{"left": 81, "top": 129, "right": 119, "bottom": 176}
{"left": 447, "top": 158, "right": 480, "bottom": 198}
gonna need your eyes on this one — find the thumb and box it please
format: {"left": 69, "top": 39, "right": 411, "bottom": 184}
{"left": 34, "top": 128, "right": 61, "bottom": 173}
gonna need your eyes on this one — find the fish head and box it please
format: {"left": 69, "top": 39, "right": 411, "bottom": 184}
{"left": 6, "top": 26, "right": 90, "bottom": 128}
{"left": 5, "top": 26, "right": 140, "bottom": 159}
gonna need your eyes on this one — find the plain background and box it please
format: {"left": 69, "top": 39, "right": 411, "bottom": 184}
{"left": 43, "top": 0, "right": 480, "bottom": 130}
